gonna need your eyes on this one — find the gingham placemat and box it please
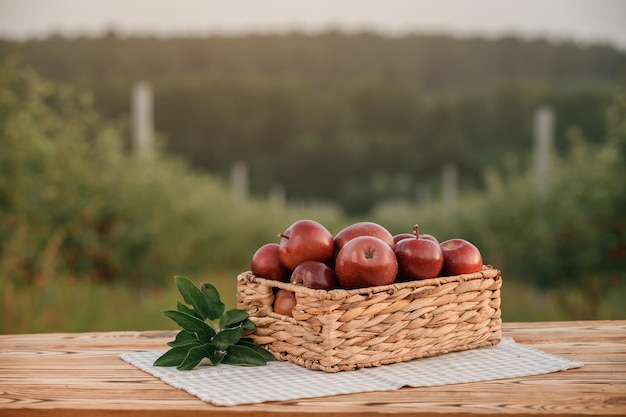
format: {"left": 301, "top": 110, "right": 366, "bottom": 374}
{"left": 120, "top": 338, "right": 583, "bottom": 406}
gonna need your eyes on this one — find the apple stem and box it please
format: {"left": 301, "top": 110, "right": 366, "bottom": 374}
{"left": 278, "top": 233, "right": 289, "bottom": 240}
{"left": 412, "top": 224, "right": 420, "bottom": 239}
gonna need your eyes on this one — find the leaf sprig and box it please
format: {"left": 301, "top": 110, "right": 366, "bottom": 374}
{"left": 154, "top": 276, "right": 274, "bottom": 370}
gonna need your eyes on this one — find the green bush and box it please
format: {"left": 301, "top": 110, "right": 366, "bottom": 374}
{"left": 480, "top": 96, "right": 626, "bottom": 286}
{"left": 0, "top": 58, "right": 343, "bottom": 288}
{"left": 372, "top": 95, "right": 626, "bottom": 318}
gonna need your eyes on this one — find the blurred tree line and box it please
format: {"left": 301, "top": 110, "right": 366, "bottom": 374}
{"left": 0, "top": 56, "right": 345, "bottom": 287}
{"left": 371, "top": 94, "right": 626, "bottom": 318}
{"left": 1, "top": 32, "right": 624, "bottom": 214}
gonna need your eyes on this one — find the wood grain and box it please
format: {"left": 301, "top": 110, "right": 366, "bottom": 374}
{"left": 1, "top": 321, "right": 625, "bottom": 416}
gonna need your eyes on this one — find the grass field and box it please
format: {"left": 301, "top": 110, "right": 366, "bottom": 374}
{"left": 1, "top": 272, "right": 237, "bottom": 334}
{"left": 2, "top": 271, "right": 624, "bottom": 335}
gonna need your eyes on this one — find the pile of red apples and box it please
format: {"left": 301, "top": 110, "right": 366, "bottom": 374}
{"left": 250, "top": 220, "right": 484, "bottom": 316}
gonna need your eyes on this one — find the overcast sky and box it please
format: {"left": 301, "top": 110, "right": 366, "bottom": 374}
{"left": 1, "top": 0, "right": 626, "bottom": 49}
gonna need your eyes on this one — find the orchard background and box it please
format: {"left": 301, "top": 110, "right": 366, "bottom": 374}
{"left": 1, "top": 33, "right": 625, "bottom": 333}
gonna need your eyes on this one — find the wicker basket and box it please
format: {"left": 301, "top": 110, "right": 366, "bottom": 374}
{"left": 237, "top": 267, "right": 502, "bottom": 372}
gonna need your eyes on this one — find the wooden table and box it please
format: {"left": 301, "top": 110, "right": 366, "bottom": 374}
{"left": 1, "top": 320, "right": 624, "bottom": 416}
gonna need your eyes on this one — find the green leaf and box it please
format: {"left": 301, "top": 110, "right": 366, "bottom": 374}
{"left": 236, "top": 340, "right": 276, "bottom": 362}
{"left": 219, "top": 308, "right": 249, "bottom": 329}
{"left": 176, "top": 301, "right": 202, "bottom": 320}
{"left": 154, "top": 343, "right": 200, "bottom": 367}
{"left": 167, "top": 330, "right": 198, "bottom": 347}
{"left": 212, "top": 326, "right": 243, "bottom": 349}
{"left": 223, "top": 344, "right": 268, "bottom": 366}
{"left": 178, "top": 343, "right": 223, "bottom": 371}
{"left": 200, "top": 282, "right": 225, "bottom": 320}
{"left": 175, "top": 276, "right": 212, "bottom": 320}
{"left": 162, "top": 309, "right": 216, "bottom": 340}
{"left": 207, "top": 351, "right": 226, "bottom": 366}
{"left": 241, "top": 318, "right": 256, "bottom": 330}
{"left": 158, "top": 276, "right": 270, "bottom": 370}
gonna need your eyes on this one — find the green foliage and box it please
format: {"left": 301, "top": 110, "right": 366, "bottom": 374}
{"left": 154, "top": 276, "right": 273, "bottom": 370}
{"left": 475, "top": 98, "right": 626, "bottom": 295}
{"left": 2, "top": 33, "right": 624, "bottom": 214}
{"left": 372, "top": 95, "right": 626, "bottom": 318}
{"left": 0, "top": 58, "right": 343, "bottom": 287}
{"left": 3, "top": 33, "right": 624, "bottom": 91}
{"left": 152, "top": 78, "right": 620, "bottom": 215}
{"left": 0, "top": 271, "right": 239, "bottom": 334}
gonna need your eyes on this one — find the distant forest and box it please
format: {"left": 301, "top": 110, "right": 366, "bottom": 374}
{"left": 2, "top": 32, "right": 625, "bottom": 214}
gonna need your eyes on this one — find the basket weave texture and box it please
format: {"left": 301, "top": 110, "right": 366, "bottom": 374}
{"left": 237, "top": 267, "right": 502, "bottom": 372}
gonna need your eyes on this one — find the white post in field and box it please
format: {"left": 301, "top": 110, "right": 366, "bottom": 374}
{"left": 533, "top": 106, "right": 554, "bottom": 201}
{"left": 416, "top": 184, "right": 431, "bottom": 207}
{"left": 131, "top": 82, "right": 154, "bottom": 159}
{"left": 442, "top": 163, "right": 458, "bottom": 214}
{"left": 231, "top": 161, "right": 249, "bottom": 202}
{"left": 269, "top": 184, "right": 286, "bottom": 209}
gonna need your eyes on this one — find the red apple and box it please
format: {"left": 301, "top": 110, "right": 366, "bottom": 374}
{"left": 393, "top": 233, "right": 414, "bottom": 244}
{"left": 290, "top": 261, "right": 338, "bottom": 290}
{"left": 420, "top": 233, "right": 439, "bottom": 245}
{"left": 440, "top": 238, "right": 483, "bottom": 276}
{"left": 273, "top": 289, "right": 297, "bottom": 316}
{"left": 278, "top": 219, "right": 335, "bottom": 271}
{"left": 335, "top": 236, "right": 398, "bottom": 289}
{"left": 335, "top": 221, "right": 395, "bottom": 250}
{"left": 394, "top": 225, "right": 443, "bottom": 280}
{"left": 251, "top": 243, "right": 290, "bottom": 282}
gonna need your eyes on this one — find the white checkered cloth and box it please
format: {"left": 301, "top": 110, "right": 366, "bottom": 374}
{"left": 120, "top": 338, "right": 582, "bottom": 406}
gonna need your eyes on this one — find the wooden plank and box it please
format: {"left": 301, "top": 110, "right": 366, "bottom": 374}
{"left": 0, "top": 321, "right": 625, "bottom": 416}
